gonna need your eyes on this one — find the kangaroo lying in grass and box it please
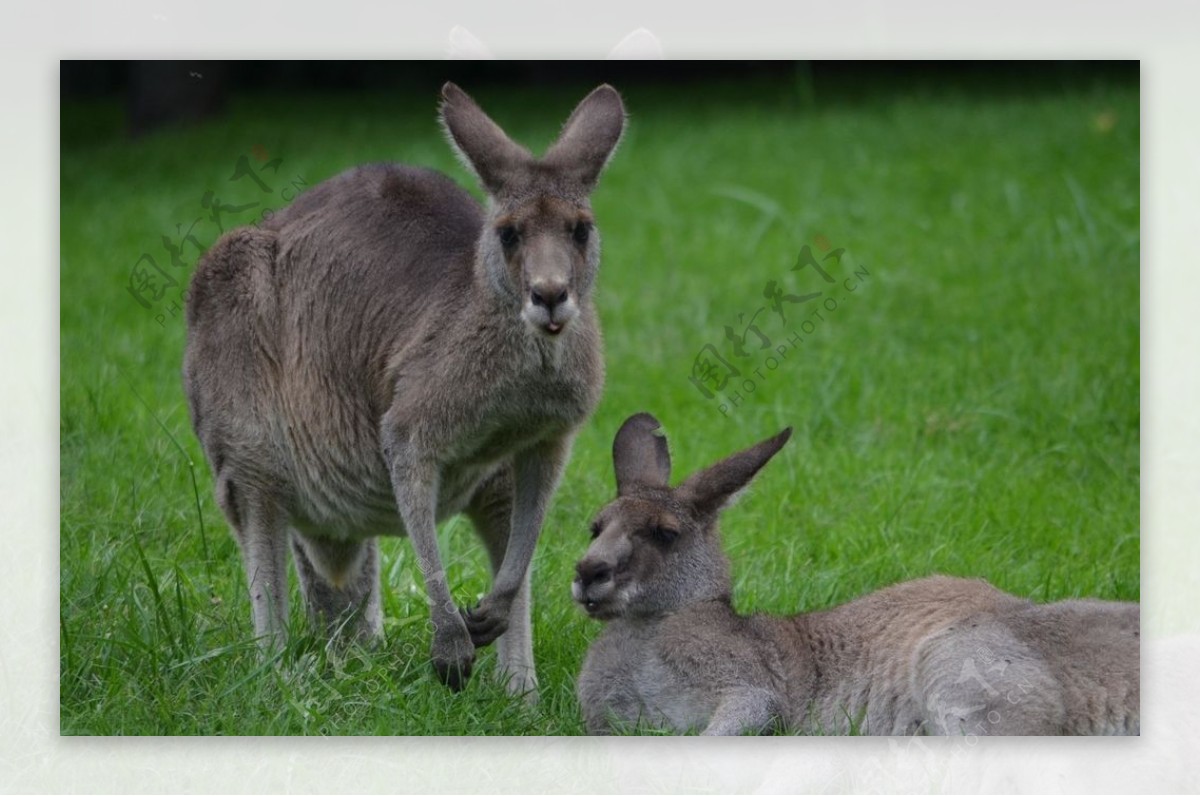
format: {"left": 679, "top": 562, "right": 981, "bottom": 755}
{"left": 184, "top": 83, "right": 625, "bottom": 694}
{"left": 574, "top": 414, "right": 1140, "bottom": 735}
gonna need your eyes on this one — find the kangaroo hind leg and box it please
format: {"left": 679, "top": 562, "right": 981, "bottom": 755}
{"left": 216, "top": 476, "right": 290, "bottom": 650}
{"left": 915, "top": 621, "right": 1066, "bottom": 736}
{"left": 290, "top": 532, "right": 383, "bottom": 645}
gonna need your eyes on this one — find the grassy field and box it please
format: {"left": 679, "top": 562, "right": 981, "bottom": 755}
{"left": 60, "top": 69, "right": 1139, "bottom": 735}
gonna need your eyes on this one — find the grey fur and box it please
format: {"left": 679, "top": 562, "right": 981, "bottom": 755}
{"left": 183, "top": 83, "right": 625, "bottom": 694}
{"left": 575, "top": 414, "right": 1140, "bottom": 735}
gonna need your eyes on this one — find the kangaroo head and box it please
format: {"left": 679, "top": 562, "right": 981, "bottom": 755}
{"left": 439, "top": 83, "right": 625, "bottom": 338}
{"left": 573, "top": 413, "right": 793, "bottom": 620}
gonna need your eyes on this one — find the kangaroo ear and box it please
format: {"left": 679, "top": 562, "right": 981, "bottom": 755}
{"left": 677, "top": 428, "right": 792, "bottom": 518}
{"left": 613, "top": 413, "right": 672, "bottom": 496}
{"left": 439, "top": 82, "right": 531, "bottom": 195}
{"left": 543, "top": 84, "right": 626, "bottom": 191}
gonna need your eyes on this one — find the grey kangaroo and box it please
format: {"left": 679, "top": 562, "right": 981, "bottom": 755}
{"left": 575, "top": 414, "right": 1140, "bottom": 735}
{"left": 183, "top": 83, "right": 625, "bottom": 694}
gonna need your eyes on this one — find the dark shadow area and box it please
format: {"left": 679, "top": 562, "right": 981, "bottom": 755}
{"left": 61, "top": 60, "right": 1137, "bottom": 141}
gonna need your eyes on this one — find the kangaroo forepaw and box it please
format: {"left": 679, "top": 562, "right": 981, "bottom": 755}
{"left": 462, "top": 600, "right": 511, "bottom": 647}
{"left": 431, "top": 621, "right": 476, "bottom": 691}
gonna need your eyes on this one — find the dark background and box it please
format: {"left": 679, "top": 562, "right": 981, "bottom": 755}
{"left": 62, "top": 60, "right": 1137, "bottom": 137}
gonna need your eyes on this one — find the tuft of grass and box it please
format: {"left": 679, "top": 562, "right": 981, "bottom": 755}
{"left": 60, "top": 72, "right": 1139, "bottom": 735}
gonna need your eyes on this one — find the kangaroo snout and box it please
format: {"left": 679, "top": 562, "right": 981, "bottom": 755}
{"left": 525, "top": 279, "right": 577, "bottom": 335}
{"left": 531, "top": 282, "right": 568, "bottom": 311}
{"left": 573, "top": 555, "right": 617, "bottom": 611}
{"left": 576, "top": 558, "right": 613, "bottom": 589}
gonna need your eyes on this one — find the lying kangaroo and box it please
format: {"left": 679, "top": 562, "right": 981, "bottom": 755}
{"left": 184, "top": 83, "right": 625, "bottom": 693}
{"left": 574, "top": 414, "right": 1139, "bottom": 735}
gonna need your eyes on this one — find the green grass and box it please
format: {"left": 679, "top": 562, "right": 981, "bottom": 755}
{"left": 60, "top": 71, "right": 1139, "bottom": 735}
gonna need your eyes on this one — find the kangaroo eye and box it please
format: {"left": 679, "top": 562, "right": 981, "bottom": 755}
{"left": 572, "top": 221, "right": 590, "bottom": 246}
{"left": 650, "top": 525, "right": 679, "bottom": 545}
{"left": 497, "top": 225, "right": 520, "bottom": 248}
{"left": 590, "top": 521, "right": 603, "bottom": 539}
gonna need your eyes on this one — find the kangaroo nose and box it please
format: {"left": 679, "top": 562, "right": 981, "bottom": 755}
{"left": 530, "top": 283, "right": 569, "bottom": 312}
{"left": 576, "top": 559, "right": 612, "bottom": 589}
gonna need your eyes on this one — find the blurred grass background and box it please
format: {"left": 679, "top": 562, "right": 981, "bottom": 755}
{"left": 60, "top": 63, "right": 1139, "bottom": 735}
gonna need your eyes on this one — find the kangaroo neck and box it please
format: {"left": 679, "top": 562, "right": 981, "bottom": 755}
{"left": 615, "top": 595, "right": 738, "bottom": 630}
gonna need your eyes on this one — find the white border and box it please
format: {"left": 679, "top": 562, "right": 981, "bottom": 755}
{"left": 3, "top": 1, "right": 1196, "bottom": 792}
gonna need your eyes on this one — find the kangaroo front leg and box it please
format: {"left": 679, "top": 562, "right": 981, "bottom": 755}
{"left": 385, "top": 439, "right": 475, "bottom": 691}
{"left": 463, "top": 436, "right": 570, "bottom": 652}
{"left": 701, "top": 688, "right": 779, "bottom": 736}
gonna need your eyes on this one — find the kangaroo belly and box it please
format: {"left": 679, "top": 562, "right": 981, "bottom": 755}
{"left": 285, "top": 440, "right": 506, "bottom": 540}
{"left": 282, "top": 429, "right": 398, "bottom": 538}
{"left": 282, "top": 407, "right": 516, "bottom": 541}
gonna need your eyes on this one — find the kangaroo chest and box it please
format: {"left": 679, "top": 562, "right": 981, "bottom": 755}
{"left": 582, "top": 623, "right": 722, "bottom": 733}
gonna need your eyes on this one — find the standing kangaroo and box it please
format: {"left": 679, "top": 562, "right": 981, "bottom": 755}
{"left": 575, "top": 414, "right": 1140, "bottom": 735}
{"left": 183, "top": 83, "right": 625, "bottom": 694}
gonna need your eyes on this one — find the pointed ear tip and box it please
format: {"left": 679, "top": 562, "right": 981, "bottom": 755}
{"left": 619, "top": 411, "right": 663, "bottom": 436}
{"left": 613, "top": 411, "right": 672, "bottom": 494}
{"left": 590, "top": 84, "right": 626, "bottom": 109}
{"left": 625, "top": 411, "right": 659, "bottom": 425}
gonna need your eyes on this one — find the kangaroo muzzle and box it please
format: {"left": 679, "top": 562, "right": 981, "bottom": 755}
{"left": 573, "top": 557, "right": 616, "bottom": 610}
{"left": 524, "top": 278, "right": 578, "bottom": 336}
{"left": 573, "top": 527, "right": 632, "bottom": 616}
